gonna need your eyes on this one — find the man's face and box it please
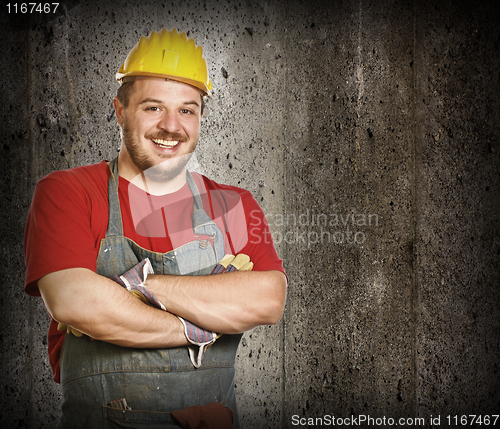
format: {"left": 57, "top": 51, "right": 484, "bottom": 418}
{"left": 114, "top": 77, "right": 203, "bottom": 182}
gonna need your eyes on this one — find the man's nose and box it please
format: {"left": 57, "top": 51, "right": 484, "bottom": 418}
{"left": 158, "top": 111, "right": 181, "bottom": 132}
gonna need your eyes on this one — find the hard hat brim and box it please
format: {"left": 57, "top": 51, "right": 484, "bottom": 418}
{"left": 116, "top": 71, "right": 212, "bottom": 98}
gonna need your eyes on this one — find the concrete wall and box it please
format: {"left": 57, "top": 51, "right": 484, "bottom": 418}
{"left": 1, "top": 0, "right": 498, "bottom": 427}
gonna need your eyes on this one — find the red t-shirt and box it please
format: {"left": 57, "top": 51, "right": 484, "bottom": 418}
{"left": 24, "top": 161, "right": 284, "bottom": 383}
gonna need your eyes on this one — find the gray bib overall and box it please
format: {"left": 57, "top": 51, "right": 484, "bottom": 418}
{"left": 59, "top": 158, "right": 242, "bottom": 428}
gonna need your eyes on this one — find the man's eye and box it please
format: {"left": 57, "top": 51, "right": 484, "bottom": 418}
{"left": 181, "top": 109, "right": 193, "bottom": 114}
{"left": 146, "top": 106, "right": 160, "bottom": 112}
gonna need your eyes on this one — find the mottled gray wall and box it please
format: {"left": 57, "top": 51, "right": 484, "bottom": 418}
{"left": 1, "top": 0, "right": 499, "bottom": 428}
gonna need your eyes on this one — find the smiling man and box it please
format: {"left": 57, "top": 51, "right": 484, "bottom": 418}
{"left": 117, "top": 77, "right": 202, "bottom": 187}
{"left": 24, "top": 29, "right": 286, "bottom": 428}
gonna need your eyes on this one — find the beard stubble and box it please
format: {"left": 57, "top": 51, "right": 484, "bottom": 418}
{"left": 122, "top": 116, "right": 195, "bottom": 183}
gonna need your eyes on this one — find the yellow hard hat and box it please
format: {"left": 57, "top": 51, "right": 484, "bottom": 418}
{"left": 116, "top": 28, "right": 212, "bottom": 97}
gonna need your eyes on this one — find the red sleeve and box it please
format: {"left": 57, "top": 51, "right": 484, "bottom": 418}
{"left": 199, "top": 176, "right": 285, "bottom": 276}
{"left": 24, "top": 167, "right": 108, "bottom": 296}
{"left": 237, "top": 192, "right": 285, "bottom": 275}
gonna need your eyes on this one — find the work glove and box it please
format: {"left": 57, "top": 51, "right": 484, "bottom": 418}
{"left": 57, "top": 322, "right": 85, "bottom": 337}
{"left": 178, "top": 253, "right": 253, "bottom": 368}
{"left": 211, "top": 253, "right": 254, "bottom": 273}
{"left": 111, "top": 258, "right": 166, "bottom": 310}
{"left": 178, "top": 317, "right": 220, "bottom": 368}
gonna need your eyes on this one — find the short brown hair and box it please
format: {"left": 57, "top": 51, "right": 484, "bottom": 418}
{"left": 116, "top": 80, "right": 206, "bottom": 114}
{"left": 116, "top": 81, "right": 136, "bottom": 108}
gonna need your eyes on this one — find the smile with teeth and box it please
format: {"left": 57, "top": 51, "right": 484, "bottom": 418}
{"left": 152, "top": 139, "right": 181, "bottom": 148}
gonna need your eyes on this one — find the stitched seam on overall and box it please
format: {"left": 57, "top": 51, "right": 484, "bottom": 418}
{"left": 61, "top": 364, "right": 235, "bottom": 386}
{"left": 99, "top": 236, "right": 176, "bottom": 256}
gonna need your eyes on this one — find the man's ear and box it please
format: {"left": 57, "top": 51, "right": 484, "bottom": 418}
{"left": 113, "top": 97, "right": 125, "bottom": 127}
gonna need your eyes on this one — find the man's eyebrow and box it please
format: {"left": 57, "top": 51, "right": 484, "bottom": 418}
{"left": 138, "top": 98, "right": 164, "bottom": 105}
{"left": 182, "top": 100, "right": 201, "bottom": 107}
{"left": 138, "top": 98, "right": 201, "bottom": 108}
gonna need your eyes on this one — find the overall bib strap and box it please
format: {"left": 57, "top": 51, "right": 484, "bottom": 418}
{"left": 105, "top": 157, "right": 124, "bottom": 238}
{"left": 186, "top": 172, "right": 224, "bottom": 261}
{"left": 186, "top": 170, "right": 204, "bottom": 211}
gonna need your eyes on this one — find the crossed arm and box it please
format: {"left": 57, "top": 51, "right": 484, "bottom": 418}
{"left": 38, "top": 267, "right": 287, "bottom": 348}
